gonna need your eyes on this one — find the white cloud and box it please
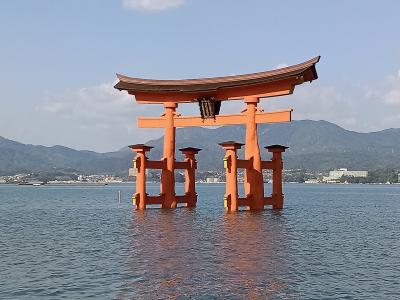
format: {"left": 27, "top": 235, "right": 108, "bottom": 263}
{"left": 42, "top": 82, "right": 134, "bottom": 122}
{"left": 39, "top": 81, "right": 164, "bottom": 151}
{"left": 382, "top": 69, "right": 400, "bottom": 106}
{"left": 384, "top": 89, "right": 400, "bottom": 106}
{"left": 265, "top": 84, "right": 358, "bottom": 127}
{"left": 122, "top": 0, "right": 185, "bottom": 12}
{"left": 364, "top": 69, "right": 400, "bottom": 107}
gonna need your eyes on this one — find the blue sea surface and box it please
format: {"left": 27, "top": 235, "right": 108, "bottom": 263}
{"left": 1, "top": 183, "right": 399, "bottom": 299}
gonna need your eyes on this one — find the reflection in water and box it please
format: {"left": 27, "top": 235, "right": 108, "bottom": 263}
{"left": 218, "top": 212, "right": 293, "bottom": 299}
{"left": 120, "top": 209, "right": 294, "bottom": 299}
{"left": 121, "top": 210, "right": 202, "bottom": 299}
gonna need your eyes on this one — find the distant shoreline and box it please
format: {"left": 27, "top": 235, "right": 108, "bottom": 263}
{"left": 1, "top": 182, "right": 399, "bottom": 186}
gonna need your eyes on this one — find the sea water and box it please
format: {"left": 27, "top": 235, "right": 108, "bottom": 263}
{"left": 1, "top": 183, "right": 399, "bottom": 299}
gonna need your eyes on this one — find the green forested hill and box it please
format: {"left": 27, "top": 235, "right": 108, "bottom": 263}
{"left": 0, "top": 137, "right": 130, "bottom": 175}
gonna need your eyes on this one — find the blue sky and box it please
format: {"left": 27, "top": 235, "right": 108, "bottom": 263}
{"left": 1, "top": 0, "right": 400, "bottom": 152}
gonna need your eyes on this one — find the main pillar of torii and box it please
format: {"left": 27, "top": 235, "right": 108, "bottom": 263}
{"left": 114, "top": 56, "right": 320, "bottom": 210}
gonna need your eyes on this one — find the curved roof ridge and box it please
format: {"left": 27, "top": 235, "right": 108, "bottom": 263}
{"left": 116, "top": 56, "right": 320, "bottom": 86}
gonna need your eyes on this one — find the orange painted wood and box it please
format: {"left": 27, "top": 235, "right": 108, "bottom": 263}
{"left": 243, "top": 97, "right": 264, "bottom": 210}
{"left": 255, "top": 109, "right": 292, "bottom": 124}
{"left": 261, "top": 161, "right": 273, "bottom": 169}
{"left": 160, "top": 103, "right": 177, "bottom": 208}
{"left": 263, "top": 197, "right": 274, "bottom": 205}
{"left": 237, "top": 159, "right": 252, "bottom": 169}
{"left": 216, "top": 79, "right": 294, "bottom": 100}
{"left": 238, "top": 197, "right": 251, "bottom": 207}
{"left": 135, "top": 153, "right": 146, "bottom": 210}
{"left": 146, "top": 195, "right": 164, "bottom": 205}
{"left": 176, "top": 195, "right": 190, "bottom": 203}
{"left": 147, "top": 159, "right": 166, "bottom": 169}
{"left": 174, "top": 161, "right": 191, "bottom": 169}
{"left": 138, "top": 109, "right": 292, "bottom": 128}
{"left": 133, "top": 80, "right": 294, "bottom": 103}
{"left": 220, "top": 142, "right": 243, "bottom": 212}
{"left": 272, "top": 152, "right": 284, "bottom": 209}
{"left": 179, "top": 149, "right": 199, "bottom": 207}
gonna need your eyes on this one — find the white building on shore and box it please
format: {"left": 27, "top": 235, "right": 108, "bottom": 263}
{"left": 206, "top": 177, "right": 219, "bottom": 183}
{"left": 323, "top": 168, "right": 368, "bottom": 183}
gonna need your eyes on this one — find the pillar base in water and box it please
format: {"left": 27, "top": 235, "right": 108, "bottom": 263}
{"left": 220, "top": 141, "right": 288, "bottom": 212}
{"left": 129, "top": 143, "right": 201, "bottom": 210}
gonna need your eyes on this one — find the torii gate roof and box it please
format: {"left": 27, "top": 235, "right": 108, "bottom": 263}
{"left": 114, "top": 56, "right": 320, "bottom": 103}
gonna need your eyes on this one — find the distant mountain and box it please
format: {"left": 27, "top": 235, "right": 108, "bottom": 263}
{"left": 145, "top": 120, "right": 400, "bottom": 171}
{"left": 1, "top": 120, "right": 400, "bottom": 175}
{"left": 0, "top": 136, "right": 130, "bottom": 176}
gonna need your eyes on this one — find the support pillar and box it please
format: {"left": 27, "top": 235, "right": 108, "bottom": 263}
{"left": 219, "top": 141, "right": 244, "bottom": 212}
{"left": 161, "top": 102, "right": 177, "bottom": 208}
{"left": 265, "top": 145, "right": 288, "bottom": 209}
{"left": 129, "top": 144, "right": 153, "bottom": 210}
{"left": 244, "top": 96, "right": 264, "bottom": 209}
{"left": 179, "top": 147, "right": 201, "bottom": 208}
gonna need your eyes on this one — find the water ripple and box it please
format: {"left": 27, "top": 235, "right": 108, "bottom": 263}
{"left": 0, "top": 184, "right": 399, "bottom": 299}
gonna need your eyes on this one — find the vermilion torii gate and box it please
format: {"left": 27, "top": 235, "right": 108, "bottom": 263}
{"left": 115, "top": 56, "right": 320, "bottom": 211}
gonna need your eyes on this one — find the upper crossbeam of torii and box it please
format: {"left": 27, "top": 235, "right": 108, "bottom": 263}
{"left": 115, "top": 56, "right": 320, "bottom": 211}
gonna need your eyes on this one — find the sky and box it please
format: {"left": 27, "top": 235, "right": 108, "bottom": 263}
{"left": 1, "top": 0, "right": 400, "bottom": 152}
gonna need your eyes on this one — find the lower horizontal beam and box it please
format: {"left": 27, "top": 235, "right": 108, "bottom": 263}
{"left": 263, "top": 197, "right": 274, "bottom": 205}
{"left": 146, "top": 160, "right": 191, "bottom": 170}
{"left": 145, "top": 195, "right": 193, "bottom": 205}
{"left": 238, "top": 197, "right": 251, "bottom": 207}
{"left": 261, "top": 161, "right": 273, "bottom": 169}
{"left": 146, "top": 195, "right": 164, "bottom": 205}
{"left": 147, "top": 159, "right": 166, "bottom": 169}
{"left": 176, "top": 195, "right": 190, "bottom": 203}
{"left": 235, "top": 196, "right": 275, "bottom": 207}
{"left": 237, "top": 159, "right": 252, "bottom": 169}
{"left": 174, "top": 161, "right": 190, "bottom": 169}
